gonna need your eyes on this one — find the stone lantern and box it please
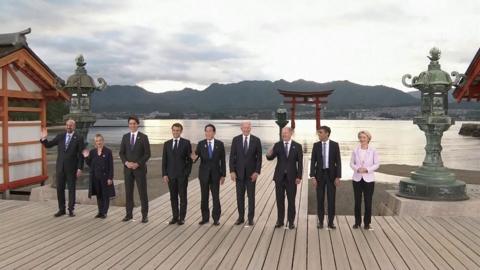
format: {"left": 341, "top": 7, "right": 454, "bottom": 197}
{"left": 275, "top": 105, "right": 289, "bottom": 141}
{"left": 398, "top": 47, "right": 468, "bottom": 201}
{"left": 58, "top": 55, "right": 107, "bottom": 144}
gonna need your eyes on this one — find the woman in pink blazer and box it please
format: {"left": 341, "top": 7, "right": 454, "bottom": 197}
{"left": 350, "top": 130, "right": 379, "bottom": 230}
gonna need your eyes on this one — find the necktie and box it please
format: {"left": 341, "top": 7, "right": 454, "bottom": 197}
{"left": 65, "top": 134, "right": 71, "bottom": 151}
{"left": 322, "top": 142, "right": 327, "bottom": 169}
{"left": 173, "top": 139, "right": 178, "bottom": 151}
{"left": 243, "top": 136, "right": 248, "bottom": 155}
{"left": 130, "top": 134, "right": 135, "bottom": 150}
{"left": 284, "top": 142, "right": 289, "bottom": 157}
{"left": 208, "top": 141, "right": 213, "bottom": 159}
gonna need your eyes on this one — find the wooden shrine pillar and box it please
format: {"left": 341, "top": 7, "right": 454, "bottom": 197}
{"left": 315, "top": 97, "right": 321, "bottom": 130}
{"left": 290, "top": 97, "right": 296, "bottom": 129}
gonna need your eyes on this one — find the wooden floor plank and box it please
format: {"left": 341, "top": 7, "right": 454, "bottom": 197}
{"left": 345, "top": 216, "right": 380, "bottom": 270}
{"left": 306, "top": 215, "right": 321, "bottom": 270}
{"left": 338, "top": 215, "right": 364, "bottom": 270}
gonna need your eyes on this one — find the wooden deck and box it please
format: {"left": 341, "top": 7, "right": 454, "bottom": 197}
{"left": 1, "top": 158, "right": 480, "bottom": 269}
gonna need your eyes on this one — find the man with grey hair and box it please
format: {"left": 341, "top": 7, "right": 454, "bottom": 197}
{"left": 266, "top": 127, "right": 303, "bottom": 229}
{"left": 41, "top": 119, "right": 85, "bottom": 217}
{"left": 230, "top": 121, "right": 262, "bottom": 226}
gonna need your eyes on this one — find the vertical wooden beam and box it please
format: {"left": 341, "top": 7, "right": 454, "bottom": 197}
{"left": 40, "top": 98, "right": 47, "bottom": 179}
{"left": 291, "top": 97, "right": 296, "bottom": 130}
{"left": 315, "top": 97, "right": 321, "bottom": 131}
{"left": 2, "top": 67, "right": 10, "bottom": 197}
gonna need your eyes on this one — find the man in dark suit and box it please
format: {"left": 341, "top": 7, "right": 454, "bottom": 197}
{"left": 162, "top": 123, "right": 192, "bottom": 225}
{"left": 40, "top": 119, "right": 85, "bottom": 217}
{"left": 266, "top": 127, "right": 303, "bottom": 230}
{"left": 310, "top": 126, "right": 342, "bottom": 229}
{"left": 192, "top": 124, "right": 226, "bottom": 226}
{"left": 230, "top": 121, "right": 262, "bottom": 226}
{"left": 119, "top": 116, "right": 151, "bottom": 223}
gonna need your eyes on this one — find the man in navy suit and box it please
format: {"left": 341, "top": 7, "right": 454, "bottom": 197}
{"left": 119, "top": 116, "right": 151, "bottom": 223}
{"left": 41, "top": 119, "right": 85, "bottom": 217}
{"left": 230, "top": 121, "right": 262, "bottom": 226}
{"left": 192, "top": 124, "right": 226, "bottom": 226}
{"left": 266, "top": 127, "right": 303, "bottom": 230}
{"left": 162, "top": 123, "right": 192, "bottom": 225}
{"left": 310, "top": 126, "right": 342, "bottom": 229}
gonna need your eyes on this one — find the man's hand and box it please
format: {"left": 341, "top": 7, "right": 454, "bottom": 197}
{"left": 76, "top": 169, "right": 82, "bottom": 178}
{"left": 334, "top": 177, "right": 341, "bottom": 187}
{"left": 296, "top": 178, "right": 301, "bottom": 185}
{"left": 41, "top": 128, "right": 48, "bottom": 140}
{"left": 82, "top": 149, "right": 90, "bottom": 158}
{"left": 191, "top": 152, "right": 198, "bottom": 160}
{"left": 107, "top": 179, "right": 113, "bottom": 186}
{"left": 131, "top": 162, "right": 140, "bottom": 170}
{"left": 230, "top": 172, "right": 237, "bottom": 182}
{"left": 311, "top": 177, "right": 317, "bottom": 188}
{"left": 220, "top": 177, "right": 225, "bottom": 185}
{"left": 266, "top": 145, "right": 274, "bottom": 156}
{"left": 251, "top": 172, "right": 259, "bottom": 182}
{"left": 163, "top": 176, "right": 169, "bottom": 183}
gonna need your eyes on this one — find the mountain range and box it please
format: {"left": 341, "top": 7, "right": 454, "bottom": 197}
{"left": 91, "top": 79, "right": 422, "bottom": 114}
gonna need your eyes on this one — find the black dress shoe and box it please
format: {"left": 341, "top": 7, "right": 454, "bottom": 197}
{"left": 99, "top": 214, "right": 107, "bottom": 219}
{"left": 178, "top": 220, "right": 185, "bottom": 225}
{"left": 169, "top": 219, "right": 178, "bottom": 225}
{"left": 289, "top": 224, "right": 295, "bottom": 230}
{"left": 199, "top": 220, "right": 209, "bottom": 225}
{"left": 213, "top": 220, "right": 220, "bottom": 226}
{"left": 234, "top": 219, "right": 245, "bottom": 225}
{"left": 142, "top": 217, "right": 149, "bottom": 223}
{"left": 352, "top": 224, "right": 360, "bottom": 229}
{"left": 248, "top": 220, "right": 254, "bottom": 226}
{"left": 122, "top": 216, "right": 133, "bottom": 222}
{"left": 95, "top": 213, "right": 102, "bottom": 218}
{"left": 328, "top": 224, "right": 336, "bottom": 229}
{"left": 317, "top": 223, "right": 324, "bottom": 229}
{"left": 364, "top": 225, "right": 371, "bottom": 230}
{"left": 68, "top": 211, "right": 75, "bottom": 217}
{"left": 54, "top": 210, "right": 66, "bottom": 217}
{"left": 275, "top": 222, "right": 284, "bottom": 228}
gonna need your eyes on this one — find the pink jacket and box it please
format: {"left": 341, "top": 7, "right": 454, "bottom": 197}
{"left": 350, "top": 145, "right": 380, "bottom": 182}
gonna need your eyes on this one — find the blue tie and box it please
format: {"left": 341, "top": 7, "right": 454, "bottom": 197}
{"left": 208, "top": 141, "right": 213, "bottom": 159}
{"left": 65, "top": 134, "right": 71, "bottom": 151}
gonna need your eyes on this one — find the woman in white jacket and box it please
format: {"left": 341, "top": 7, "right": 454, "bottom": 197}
{"left": 350, "top": 130, "right": 379, "bottom": 230}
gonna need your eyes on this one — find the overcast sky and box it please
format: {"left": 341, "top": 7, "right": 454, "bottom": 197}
{"left": 1, "top": 0, "right": 479, "bottom": 93}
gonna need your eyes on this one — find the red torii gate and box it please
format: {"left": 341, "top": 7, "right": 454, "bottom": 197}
{"left": 278, "top": 89, "right": 334, "bottom": 130}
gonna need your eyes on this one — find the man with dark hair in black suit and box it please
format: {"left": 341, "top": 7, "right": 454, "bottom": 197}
{"left": 310, "top": 125, "right": 342, "bottom": 229}
{"left": 230, "top": 121, "right": 262, "bottom": 226}
{"left": 191, "top": 124, "right": 226, "bottom": 226}
{"left": 40, "top": 119, "right": 85, "bottom": 217}
{"left": 266, "top": 127, "right": 303, "bottom": 230}
{"left": 162, "top": 123, "right": 192, "bottom": 225}
{"left": 119, "top": 116, "right": 151, "bottom": 223}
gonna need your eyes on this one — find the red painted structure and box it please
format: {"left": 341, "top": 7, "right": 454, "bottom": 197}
{"left": 453, "top": 48, "right": 480, "bottom": 102}
{"left": 277, "top": 89, "right": 334, "bottom": 130}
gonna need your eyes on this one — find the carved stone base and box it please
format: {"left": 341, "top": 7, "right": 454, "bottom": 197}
{"left": 398, "top": 177, "right": 468, "bottom": 201}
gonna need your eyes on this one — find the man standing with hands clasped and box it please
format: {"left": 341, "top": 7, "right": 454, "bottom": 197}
{"left": 119, "top": 116, "right": 151, "bottom": 223}
{"left": 310, "top": 126, "right": 342, "bottom": 229}
{"left": 266, "top": 127, "right": 303, "bottom": 230}
{"left": 230, "top": 121, "right": 262, "bottom": 226}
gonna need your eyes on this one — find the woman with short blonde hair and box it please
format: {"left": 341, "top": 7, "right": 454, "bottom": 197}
{"left": 350, "top": 130, "right": 379, "bottom": 230}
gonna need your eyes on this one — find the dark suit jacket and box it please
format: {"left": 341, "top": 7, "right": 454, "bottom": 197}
{"left": 40, "top": 132, "right": 84, "bottom": 174}
{"left": 310, "top": 140, "right": 342, "bottom": 180}
{"left": 194, "top": 139, "right": 226, "bottom": 181}
{"left": 162, "top": 137, "right": 193, "bottom": 179}
{"left": 85, "top": 147, "right": 115, "bottom": 198}
{"left": 229, "top": 134, "right": 262, "bottom": 180}
{"left": 266, "top": 140, "right": 303, "bottom": 183}
{"left": 119, "top": 132, "right": 151, "bottom": 170}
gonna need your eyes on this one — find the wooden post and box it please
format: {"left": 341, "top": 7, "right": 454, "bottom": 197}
{"left": 315, "top": 97, "right": 321, "bottom": 130}
{"left": 2, "top": 67, "right": 10, "bottom": 198}
{"left": 291, "top": 97, "right": 296, "bottom": 129}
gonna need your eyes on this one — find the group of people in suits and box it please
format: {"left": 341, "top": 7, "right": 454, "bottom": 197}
{"left": 41, "top": 118, "right": 380, "bottom": 231}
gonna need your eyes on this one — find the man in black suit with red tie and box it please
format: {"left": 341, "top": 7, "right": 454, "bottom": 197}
{"left": 230, "top": 121, "right": 262, "bottom": 226}
{"left": 162, "top": 123, "right": 192, "bottom": 225}
{"left": 192, "top": 124, "right": 226, "bottom": 226}
{"left": 119, "top": 116, "right": 151, "bottom": 223}
{"left": 266, "top": 127, "right": 303, "bottom": 230}
{"left": 40, "top": 119, "right": 85, "bottom": 217}
{"left": 310, "top": 126, "right": 342, "bottom": 229}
